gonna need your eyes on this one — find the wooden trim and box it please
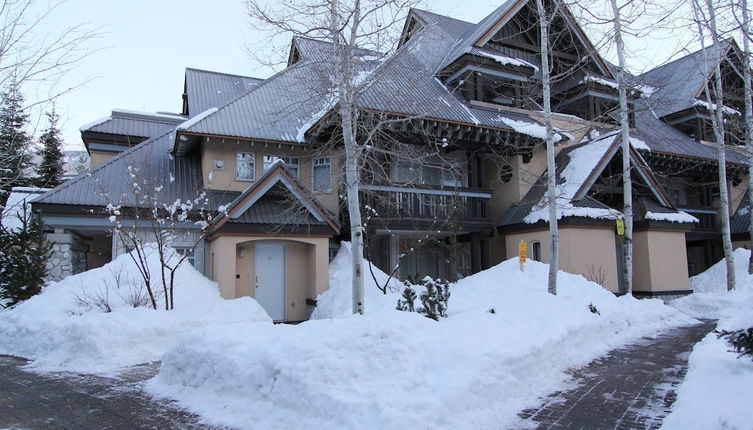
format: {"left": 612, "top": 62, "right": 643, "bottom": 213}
{"left": 207, "top": 231, "right": 333, "bottom": 242}
{"left": 474, "top": 0, "right": 528, "bottom": 47}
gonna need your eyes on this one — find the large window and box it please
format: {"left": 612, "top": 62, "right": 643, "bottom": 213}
{"left": 394, "top": 160, "right": 462, "bottom": 187}
{"left": 236, "top": 152, "right": 255, "bottom": 181}
{"left": 263, "top": 154, "right": 300, "bottom": 178}
{"left": 312, "top": 157, "right": 331, "bottom": 192}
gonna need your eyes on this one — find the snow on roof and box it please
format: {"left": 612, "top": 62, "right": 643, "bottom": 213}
{"left": 524, "top": 133, "right": 623, "bottom": 224}
{"left": 469, "top": 47, "right": 539, "bottom": 72}
{"left": 692, "top": 99, "right": 741, "bottom": 116}
{"left": 2, "top": 187, "right": 50, "bottom": 231}
{"left": 111, "top": 109, "right": 187, "bottom": 121}
{"left": 581, "top": 75, "right": 619, "bottom": 90}
{"left": 630, "top": 136, "right": 651, "bottom": 151}
{"left": 78, "top": 116, "right": 111, "bottom": 132}
{"left": 176, "top": 107, "right": 219, "bottom": 132}
{"left": 645, "top": 210, "right": 698, "bottom": 224}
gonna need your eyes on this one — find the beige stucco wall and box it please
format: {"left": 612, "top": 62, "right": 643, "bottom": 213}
{"left": 633, "top": 230, "right": 690, "bottom": 292}
{"left": 208, "top": 234, "right": 330, "bottom": 321}
{"left": 200, "top": 137, "right": 340, "bottom": 213}
{"left": 502, "top": 226, "right": 620, "bottom": 292}
{"left": 89, "top": 150, "right": 115, "bottom": 168}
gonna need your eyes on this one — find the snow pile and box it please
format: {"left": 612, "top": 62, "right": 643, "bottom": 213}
{"left": 1, "top": 187, "right": 50, "bottom": 231}
{"left": 663, "top": 251, "right": 753, "bottom": 429}
{"left": 148, "top": 244, "right": 692, "bottom": 429}
{"left": 581, "top": 75, "right": 620, "bottom": 89}
{"left": 311, "top": 242, "right": 402, "bottom": 319}
{"left": 0, "top": 245, "right": 271, "bottom": 373}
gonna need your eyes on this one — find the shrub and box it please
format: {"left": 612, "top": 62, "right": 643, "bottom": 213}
{"left": 588, "top": 303, "right": 600, "bottom": 315}
{"left": 396, "top": 277, "right": 451, "bottom": 321}
{"left": 716, "top": 328, "right": 753, "bottom": 360}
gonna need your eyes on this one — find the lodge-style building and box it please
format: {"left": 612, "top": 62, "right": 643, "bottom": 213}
{"left": 31, "top": 1, "right": 751, "bottom": 321}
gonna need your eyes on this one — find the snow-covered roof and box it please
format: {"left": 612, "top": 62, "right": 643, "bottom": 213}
{"left": 2, "top": 187, "right": 50, "bottom": 231}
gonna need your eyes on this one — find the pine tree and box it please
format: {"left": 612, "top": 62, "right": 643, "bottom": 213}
{"left": 35, "top": 109, "right": 65, "bottom": 188}
{"left": 0, "top": 206, "right": 49, "bottom": 308}
{"left": 0, "top": 79, "right": 32, "bottom": 208}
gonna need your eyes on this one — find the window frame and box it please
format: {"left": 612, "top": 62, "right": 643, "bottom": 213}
{"left": 312, "top": 156, "right": 332, "bottom": 193}
{"left": 263, "top": 154, "right": 300, "bottom": 178}
{"left": 531, "top": 241, "right": 542, "bottom": 262}
{"left": 236, "top": 151, "right": 256, "bottom": 182}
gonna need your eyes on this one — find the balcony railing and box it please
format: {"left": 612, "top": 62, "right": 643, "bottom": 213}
{"left": 680, "top": 206, "right": 717, "bottom": 231}
{"left": 359, "top": 184, "right": 491, "bottom": 221}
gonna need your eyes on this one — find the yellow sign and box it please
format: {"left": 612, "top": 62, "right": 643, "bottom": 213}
{"left": 616, "top": 219, "right": 625, "bottom": 235}
{"left": 519, "top": 241, "right": 527, "bottom": 264}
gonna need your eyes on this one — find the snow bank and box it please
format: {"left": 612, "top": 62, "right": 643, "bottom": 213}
{"left": 148, "top": 244, "right": 692, "bottom": 429}
{"left": 671, "top": 248, "right": 753, "bottom": 320}
{"left": 0, "top": 245, "right": 271, "bottom": 373}
{"left": 663, "top": 251, "right": 753, "bottom": 429}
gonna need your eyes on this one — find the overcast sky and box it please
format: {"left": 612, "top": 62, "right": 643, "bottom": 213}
{"left": 29, "top": 0, "right": 697, "bottom": 152}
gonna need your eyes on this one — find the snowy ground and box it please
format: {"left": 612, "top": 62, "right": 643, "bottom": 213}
{"left": 0, "top": 246, "right": 271, "bottom": 374}
{"left": 662, "top": 249, "right": 753, "bottom": 430}
{"left": 146, "top": 243, "right": 693, "bottom": 430}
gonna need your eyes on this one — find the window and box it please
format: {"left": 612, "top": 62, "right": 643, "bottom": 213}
{"left": 174, "top": 247, "right": 196, "bottom": 267}
{"left": 263, "top": 155, "right": 300, "bottom": 178}
{"left": 394, "top": 159, "right": 463, "bottom": 187}
{"left": 531, "top": 241, "right": 542, "bottom": 262}
{"left": 236, "top": 152, "right": 255, "bottom": 181}
{"left": 313, "top": 157, "right": 331, "bottom": 192}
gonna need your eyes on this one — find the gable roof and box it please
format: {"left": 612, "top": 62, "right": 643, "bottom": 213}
{"left": 499, "top": 130, "right": 695, "bottom": 227}
{"left": 183, "top": 68, "right": 265, "bottom": 117}
{"left": 211, "top": 160, "right": 339, "bottom": 233}
{"left": 438, "top": 0, "right": 612, "bottom": 77}
{"left": 638, "top": 39, "right": 736, "bottom": 119}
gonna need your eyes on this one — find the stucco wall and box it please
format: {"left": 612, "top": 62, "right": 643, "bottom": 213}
{"left": 634, "top": 230, "right": 690, "bottom": 292}
{"left": 200, "top": 137, "right": 340, "bottom": 213}
{"left": 208, "top": 234, "right": 330, "bottom": 321}
{"left": 503, "top": 226, "right": 620, "bottom": 293}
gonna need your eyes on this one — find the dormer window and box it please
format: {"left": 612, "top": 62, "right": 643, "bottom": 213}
{"left": 554, "top": 76, "right": 635, "bottom": 126}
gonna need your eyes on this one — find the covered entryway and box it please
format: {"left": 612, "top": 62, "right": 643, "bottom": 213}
{"left": 254, "top": 243, "right": 287, "bottom": 321}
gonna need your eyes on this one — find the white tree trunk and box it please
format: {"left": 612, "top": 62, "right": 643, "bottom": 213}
{"left": 610, "top": 0, "right": 633, "bottom": 295}
{"left": 741, "top": 0, "right": 753, "bottom": 274}
{"left": 331, "top": 0, "right": 365, "bottom": 314}
{"left": 536, "top": 0, "right": 558, "bottom": 295}
{"left": 701, "top": 0, "right": 736, "bottom": 291}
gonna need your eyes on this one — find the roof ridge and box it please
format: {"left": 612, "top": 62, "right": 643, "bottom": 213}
{"left": 185, "top": 67, "right": 263, "bottom": 81}
{"left": 38, "top": 129, "right": 175, "bottom": 204}
{"left": 410, "top": 8, "right": 474, "bottom": 27}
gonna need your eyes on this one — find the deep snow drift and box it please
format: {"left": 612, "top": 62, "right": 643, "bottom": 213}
{"left": 147, "top": 243, "right": 693, "bottom": 430}
{"left": 662, "top": 250, "right": 753, "bottom": 429}
{"left": 0, "top": 245, "right": 271, "bottom": 373}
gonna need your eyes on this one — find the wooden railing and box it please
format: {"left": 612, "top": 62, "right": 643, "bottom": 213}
{"left": 359, "top": 184, "right": 491, "bottom": 221}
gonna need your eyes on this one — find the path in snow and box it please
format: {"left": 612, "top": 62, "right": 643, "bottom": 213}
{"left": 0, "top": 355, "right": 218, "bottom": 430}
{"left": 517, "top": 320, "right": 716, "bottom": 430}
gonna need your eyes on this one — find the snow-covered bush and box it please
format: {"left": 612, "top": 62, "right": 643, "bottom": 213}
{"left": 716, "top": 327, "right": 753, "bottom": 360}
{"left": 397, "top": 277, "right": 451, "bottom": 321}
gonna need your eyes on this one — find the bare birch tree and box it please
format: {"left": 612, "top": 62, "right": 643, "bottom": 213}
{"left": 535, "top": 0, "right": 559, "bottom": 295}
{"left": 735, "top": 0, "right": 753, "bottom": 274}
{"left": 608, "top": 0, "right": 634, "bottom": 294}
{"left": 692, "top": 0, "right": 736, "bottom": 290}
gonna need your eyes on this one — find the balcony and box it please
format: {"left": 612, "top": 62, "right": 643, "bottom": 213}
{"left": 679, "top": 205, "right": 717, "bottom": 231}
{"left": 359, "top": 184, "right": 491, "bottom": 223}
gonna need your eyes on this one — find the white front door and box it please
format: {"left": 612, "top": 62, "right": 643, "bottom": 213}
{"left": 254, "top": 243, "right": 286, "bottom": 321}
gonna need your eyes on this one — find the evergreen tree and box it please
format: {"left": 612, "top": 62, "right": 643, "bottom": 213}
{"left": 0, "top": 205, "right": 49, "bottom": 308}
{"left": 0, "top": 79, "right": 32, "bottom": 208}
{"left": 35, "top": 109, "right": 65, "bottom": 188}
